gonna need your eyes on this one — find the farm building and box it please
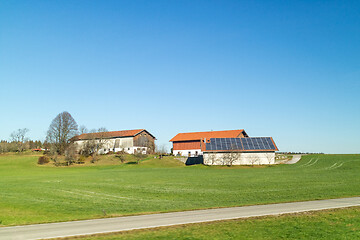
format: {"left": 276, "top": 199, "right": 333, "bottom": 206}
{"left": 72, "top": 129, "right": 156, "bottom": 154}
{"left": 203, "top": 137, "right": 278, "bottom": 165}
{"left": 169, "top": 129, "right": 249, "bottom": 157}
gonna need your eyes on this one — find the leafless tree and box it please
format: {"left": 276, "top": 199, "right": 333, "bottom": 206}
{"left": 93, "top": 127, "right": 109, "bottom": 153}
{"left": 64, "top": 143, "right": 77, "bottom": 166}
{"left": 155, "top": 144, "right": 168, "bottom": 157}
{"left": 78, "top": 125, "right": 88, "bottom": 135}
{"left": 220, "top": 144, "right": 239, "bottom": 166}
{"left": 115, "top": 150, "right": 126, "bottom": 163}
{"left": 134, "top": 152, "right": 147, "bottom": 164}
{"left": 264, "top": 152, "right": 274, "bottom": 165}
{"left": 46, "top": 111, "right": 78, "bottom": 155}
{"left": 206, "top": 153, "right": 217, "bottom": 165}
{"left": 249, "top": 155, "right": 260, "bottom": 166}
{"left": 80, "top": 140, "right": 97, "bottom": 157}
{"left": 225, "top": 152, "right": 239, "bottom": 166}
{"left": 79, "top": 127, "right": 109, "bottom": 157}
{"left": 10, "top": 128, "right": 29, "bottom": 152}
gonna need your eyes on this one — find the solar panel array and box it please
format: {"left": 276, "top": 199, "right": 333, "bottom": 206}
{"left": 205, "top": 137, "right": 276, "bottom": 151}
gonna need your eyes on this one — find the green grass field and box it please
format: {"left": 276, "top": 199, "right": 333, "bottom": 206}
{"left": 72, "top": 207, "right": 360, "bottom": 240}
{"left": 0, "top": 153, "right": 359, "bottom": 226}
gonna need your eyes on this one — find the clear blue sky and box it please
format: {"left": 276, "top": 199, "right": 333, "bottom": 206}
{"left": 0, "top": 0, "right": 359, "bottom": 153}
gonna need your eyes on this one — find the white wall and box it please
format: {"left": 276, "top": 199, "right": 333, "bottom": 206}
{"left": 203, "top": 152, "right": 275, "bottom": 165}
{"left": 173, "top": 149, "right": 202, "bottom": 157}
{"left": 74, "top": 137, "right": 147, "bottom": 154}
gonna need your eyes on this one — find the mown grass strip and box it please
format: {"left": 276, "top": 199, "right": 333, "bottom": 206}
{"left": 64, "top": 207, "right": 360, "bottom": 240}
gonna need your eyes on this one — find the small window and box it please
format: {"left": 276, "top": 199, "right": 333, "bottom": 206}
{"left": 195, "top": 151, "right": 198, "bottom": 156}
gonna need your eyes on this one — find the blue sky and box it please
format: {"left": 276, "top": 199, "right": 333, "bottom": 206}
{"left": 0, "top": 0, "right": 359, "bottom": 153}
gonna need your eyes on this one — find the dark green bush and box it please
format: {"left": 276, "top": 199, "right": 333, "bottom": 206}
{"left": 37, "top": 156, "right": 50, "bottom": 165}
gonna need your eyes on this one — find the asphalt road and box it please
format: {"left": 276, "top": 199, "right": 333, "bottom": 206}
{"left": 286, "top": 154, "right": 302, "bottom": 164}
{"left": 1, "top": 197, "right": 359, "bottom": 240}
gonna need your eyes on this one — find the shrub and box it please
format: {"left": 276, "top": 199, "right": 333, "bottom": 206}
{"left": 134, "top": 153, "right": 147, "bottom": 164}
{"left": 77, "top": 155, "right": 86, "bottom": 164}
{"left": 64, "top": 144, "right": 77, "bottom": 166}
{"left": 43, "top": 150, "right": 50, "bottom": 155}
{"left": 38, "top": 156, "right": 50, "bottom": 165}
{"left": 115, "top": 153, "right": 126, "bottom": 163}
{"left": 90, "top": 155, "right": 99, "bottom": 164}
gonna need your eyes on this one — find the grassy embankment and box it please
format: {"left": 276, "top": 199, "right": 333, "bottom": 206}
{"left": 68, "top": 207, "right": 360, "bottom": 240}
{"left": 0, "top": 153, "right": 359, "bottom": 226}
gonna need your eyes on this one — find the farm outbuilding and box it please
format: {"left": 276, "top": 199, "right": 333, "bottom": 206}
{"left": 169, "top": 129, "right": 249, "bottom": 157}
{"left": 203, "top": 137, "right": 278, "bottom": 165}
{"left": 72, "top": 129, "right": 156, "bottom": 154}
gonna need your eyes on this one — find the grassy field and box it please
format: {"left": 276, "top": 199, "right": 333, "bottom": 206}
{"left": 69, "top": 207, "right": 360, "bottom": 240}
{"left": 0, "top": 153, "right": 359, "bottom": 226}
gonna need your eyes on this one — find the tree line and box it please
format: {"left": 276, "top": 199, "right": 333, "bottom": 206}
{"left": 0, "top": 128, "right": 43, "bottom": 153}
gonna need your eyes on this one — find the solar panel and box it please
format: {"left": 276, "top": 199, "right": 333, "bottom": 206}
{"left": 264, "top": 138, "right": 275, "bottom": 149}
{"left": 206, "top": 137, "right": 277, "bottom": 151}
{"left": 262, "top": 138, "right": 271, "bottom": 149}
{"left": 241, "top": 138, "right": 252, "bottom": 150}
{"left": 252, "top": 138, "right": 262, "bottom": 150}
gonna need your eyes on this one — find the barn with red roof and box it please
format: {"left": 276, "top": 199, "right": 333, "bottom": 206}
{"left": 169, "top": 129, "right": 249, "bottom": 157}
{"left": 73, "top": 129, "right": 156, "bottom": 154}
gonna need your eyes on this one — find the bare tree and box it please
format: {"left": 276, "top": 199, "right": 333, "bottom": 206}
{"left": 219, "top": 144, "right": 239, "bottom": 166}
{"left": 155, "top": 144, "right": 168, "bottom": 158}
{"left": 10, "top": 128, "right": 29, "bottom": 152}
{"left": 249, "top": 155, "right": 260, "bottom": 166}
{"left": 93, "top": 127, "right": 109, "bottom": 154}
{"left": 226, "top": 144, "right": 239, "bottom": 166}
{"left": 46, "top": 111, "right": 78, "bottom": 155}
{"left": 115, "top": 150, "right": 126, "bottom": 163}
{"left": 224, "top": 152, "right": 239, "bottom": 166}
{"left": 64, "top": 143, "right": 77, "bottom": 166}
{"left": 134, "top": 152, "right": 147, "bottom": 164}
{"left": 264, "top": 152, "right": 275, "bottom": 165}
{"left": 79, "top": 127, "right": 109, "bottom": 157}
{"left": 78, "top": 125, "right": 88, "bottom": 135}
{"left": 206, "top": 153, "right": 217, "bottom": 165}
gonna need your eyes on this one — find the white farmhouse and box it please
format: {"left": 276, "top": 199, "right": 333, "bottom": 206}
{"left": 72, "top": 129, "right": 156, "bottom": 154}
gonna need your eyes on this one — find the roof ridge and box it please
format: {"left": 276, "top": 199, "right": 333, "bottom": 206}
{"left": 170, "top": 129, "right": 246, "bottom": 142}
{"left": 73, "top": 129, "right": 150, "bottom": 141}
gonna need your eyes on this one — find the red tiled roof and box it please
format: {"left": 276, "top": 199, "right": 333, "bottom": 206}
{"left": 169, "top": 129, "right": 248, "bottom": 142}
{"left": 73, "top": 129, "right": 155, "bottom": 140}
